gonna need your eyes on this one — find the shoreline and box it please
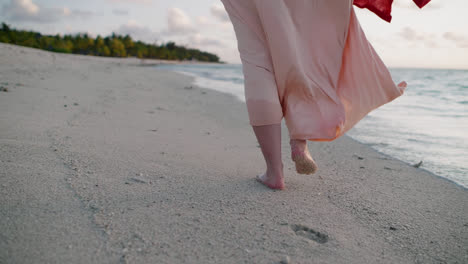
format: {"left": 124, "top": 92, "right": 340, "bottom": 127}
{"left": 344, "top": 136, "right": 468, "bottom": 191}
{"left": 158, "top": 65, "right": 468, "bottom": 191}
{"left": 1, "top": 43, "right": 467, "bottom": 263}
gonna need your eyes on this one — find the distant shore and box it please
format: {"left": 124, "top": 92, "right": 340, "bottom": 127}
{"left": 0, "top": 22, "right": 221, "bottom": 63}
{"left": 1, "top": 43, "right": 466, "bottom": 264}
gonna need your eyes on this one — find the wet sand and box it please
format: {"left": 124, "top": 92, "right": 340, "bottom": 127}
{"left": 0, "top": 43, "right": 467, "bottom": 263}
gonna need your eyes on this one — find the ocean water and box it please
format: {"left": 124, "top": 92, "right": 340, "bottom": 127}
{"left": 156, "top": 64, "right": 468, "bottom": 188}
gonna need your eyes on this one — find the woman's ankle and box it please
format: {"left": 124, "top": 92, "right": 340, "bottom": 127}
{"left": 290, "top": 139, "right": 308, "bottom": 158}
{"left": 266, "top": 162, "right": 284, "bottom": 176}
{"left": 290, "top": 139, "right": 306, "bottom": 150}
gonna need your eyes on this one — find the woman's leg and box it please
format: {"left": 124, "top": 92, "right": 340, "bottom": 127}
{"left": 290, "top": 139, "right": 317, "bottom": 175}
{"left": 252, "top": 124, "right": 284, "bottom": 190}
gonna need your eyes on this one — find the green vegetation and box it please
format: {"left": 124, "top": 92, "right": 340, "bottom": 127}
{"left": 0, "top": 22, "right": 220, "bottom": 62}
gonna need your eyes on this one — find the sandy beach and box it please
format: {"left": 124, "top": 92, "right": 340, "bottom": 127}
{"left": 0, "top": 42, "right": 467, "bottom": 263}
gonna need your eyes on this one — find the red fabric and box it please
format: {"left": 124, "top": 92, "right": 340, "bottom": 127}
{"left": 353, "top": 0, "right": 431, "bottom": 22}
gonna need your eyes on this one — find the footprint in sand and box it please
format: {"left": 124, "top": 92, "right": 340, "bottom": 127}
{"left": 291, "top": 224, "right": 328, "bottom": 244}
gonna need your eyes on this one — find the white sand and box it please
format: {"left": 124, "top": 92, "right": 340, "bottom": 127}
{"left": 0, "top": 43, "right": 467, "bottom": 264}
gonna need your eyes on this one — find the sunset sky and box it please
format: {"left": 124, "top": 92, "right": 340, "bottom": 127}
{"left": 1, "top": 0, "right": 467, "bottom": 69}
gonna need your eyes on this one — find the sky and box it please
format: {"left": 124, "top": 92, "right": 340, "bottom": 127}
{"left": 1, "top": 0, "right": 467, "bottom": 69}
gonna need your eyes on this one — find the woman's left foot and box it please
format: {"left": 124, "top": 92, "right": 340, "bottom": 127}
{"left": 290, "top": 139, "right": 318, "bottom": 175}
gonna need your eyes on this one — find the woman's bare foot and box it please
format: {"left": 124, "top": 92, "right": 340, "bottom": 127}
{"left": 290, "top": 139, "right": 318, "bottom": 175}
{"left": 256, "top": 169, "right": 285, "bottom": 190}
{"left": 398, "top": 81, "right": 407, "bottom": 89}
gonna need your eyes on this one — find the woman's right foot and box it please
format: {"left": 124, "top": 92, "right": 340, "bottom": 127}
{"left": 290, "top": 139, "right": 318, "bottom": 175}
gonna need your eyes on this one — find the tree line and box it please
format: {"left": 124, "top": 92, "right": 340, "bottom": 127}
{"left": 0, "top": 23, "right": 220, "bottom": 62}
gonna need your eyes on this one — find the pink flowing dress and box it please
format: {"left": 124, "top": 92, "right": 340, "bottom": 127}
{"left": 220, "top": 0, "right": 407, "bottom": 141}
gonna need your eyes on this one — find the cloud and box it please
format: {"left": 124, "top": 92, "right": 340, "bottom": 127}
{"left": 195, "top": 16, "right": 209, "bottom": 25}
{"left": 188, "top": 33, "right": 223, "bottom": 47}
{"left": 106, "top": 0, "right": 152, "bottom": 4}
{"left": 1, "top": 0, "right": 94, "bottom": 23}
{"left": 443, "top": 32, "right": 468, "bottom": 48}
{"left": 398, "top": 27, "right": 421, "bottom": 41}
{"left": 66, "top": 9, "right": 94, "bottom": 19}
{"left": 166, "top": 7, "right": 195, "bottom": 35}
{"left": 113, "top": 8, "right": 199, "bottom": 44}
{"left": 163, "top": 7, "right": 232, "bottom": 47}
{"left": 114, "top": 20, "right": 160, "bottom": 43}
{"left": 210, "top": 3, "right": 230, "bottom": 22}
{"left": 398, "top": 27, "right": 438, "bottom": 48}
{"left": 1, "top": 0, "right": 40, "bottom": 21}
{"left": 112, "top": 8, "right": 129, "bottom": 16}
{"left": 112, "top": 6, "right": 234, "bottom": 61}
